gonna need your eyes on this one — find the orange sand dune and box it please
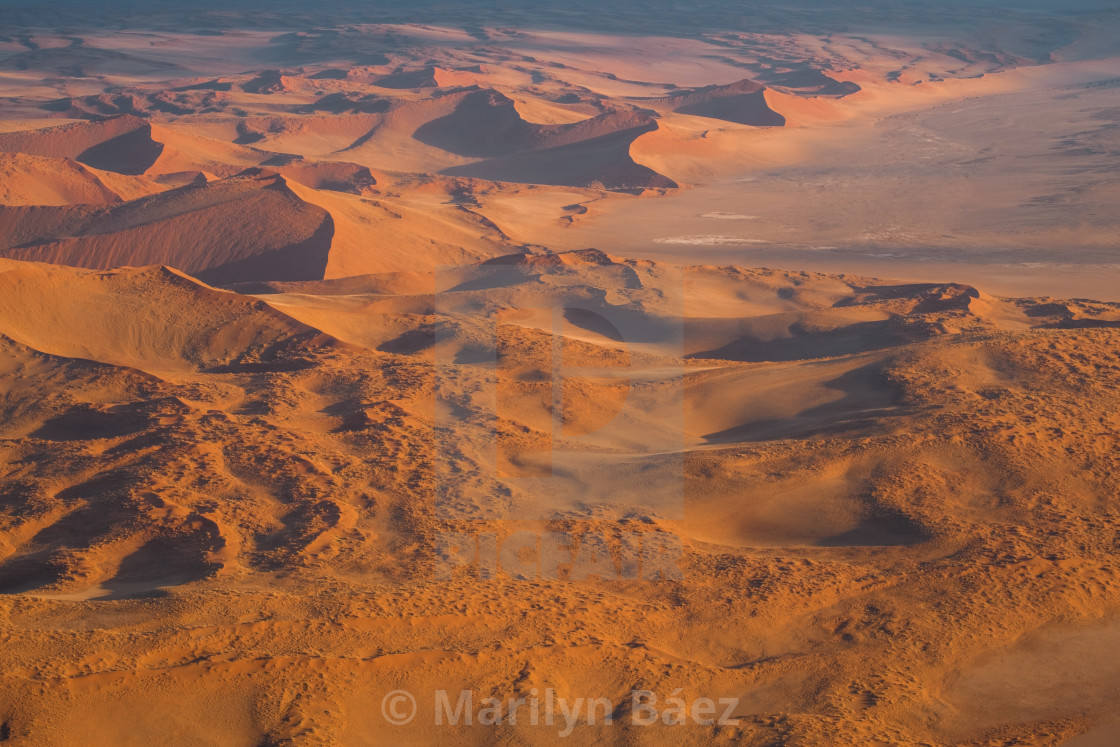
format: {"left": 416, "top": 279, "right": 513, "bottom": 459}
{"left": 0, "top": 249, "right": 1118, "bottom": 743}
{"left": 0, "top": 171, "right": 333, "bottom": 283}
{"left": 0, "top": 152, "right": 166, "bottom": 206}
{"left": 283, "top": 177, "right": 515, "bottom": 277}
{"left": 408, "top": 90, "right": 678, "bottom": 188}
{"left": 0, "top": 260, "right": 337, "bottom": 373}
{"left": 144, "top": 124, "right": 278, "bottom": 177}
{"left": 229, "top": 112, "right": 394, "bottom": 158}
{"left": 642, "top": 78, "right": 787, "bottom": 126}
{"left": 0, "top": 114, "right": 163, "bottom": 174}
{"left": 1, "top": 12, "right": 1120, "bottom": 746}
{"left": 240, "top": 69, "right": 300, "bottom": 95}
{"left": 375, "top": 66, "right": 480, "bottom": 89}
{"left": 414, "top": 90, "right": 657, "bottom": 158}
{"left": 439, "top": 123, "right": 678, "bottom": 191}
{"left": 0, "top": 113, "right": 540, "bottom": 281}
{"left": 275, "top": 160, "right": 381, "bottom": 195}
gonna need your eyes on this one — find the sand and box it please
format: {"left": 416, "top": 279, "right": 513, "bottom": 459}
{"left": 0, "top": 252, "right": 1118, "bottom": 744}
{"left": 1, "top": 3, "right": 1119, "bottom": 744}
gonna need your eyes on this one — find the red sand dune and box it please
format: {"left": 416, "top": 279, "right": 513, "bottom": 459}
{"left": 645, "top": 78, "right": 787, "bottom": 126}
{"left": 0, "top": 171, "right": 333, "bottom": 283}
{"left": 240, "top": 70, "right": 299, "bottom": 94}
{"left": 0, "top": 152, "right": 137, "bottom": 205}
{"left": 1, "top": 13, "right": 1119, "bottom": 746}
{"left": 0, "top": 114, "right": 164, "bottom": 174}
{"left": 414, "top": 89, "right": 655, "bottom": 157}
{"left": 375, "top": 66, "right": 479, "bottom": 89}
{"left": 0, "top": 260, "right": 338, "bottom": 372}
{"left": 440, "top": 124, "right": 678, "bottom": 191}
{"left": 414, "top": 89, "right": 677, "bottom": 189}
{"left": 274, "top": 161, "right": 380, "bottom": 195}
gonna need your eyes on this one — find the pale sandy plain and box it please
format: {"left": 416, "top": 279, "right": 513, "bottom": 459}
{"left": 0, "top": 1, "right": 1120, "bottom": 744}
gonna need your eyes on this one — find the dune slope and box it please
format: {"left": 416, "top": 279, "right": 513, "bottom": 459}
{"left": 0, "top": 171, "right": 334, "bottom": 283}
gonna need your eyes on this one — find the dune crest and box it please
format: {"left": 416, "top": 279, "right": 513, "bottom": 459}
{"left": 645, "top": 78, "right": 787, "bottom": 126}
{"left": 0, "top": 114, "right": 164, "bottom": 175}
{"left": 0, "top": 171, "right": 336, "bottom": 283}
{"left": 0, "top": 261, "right": 337, "bottom": 372}
{"left": 0, "top": 151, "right": 165, "bottom": 206}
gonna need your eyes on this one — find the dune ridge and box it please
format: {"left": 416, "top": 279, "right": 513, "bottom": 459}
{"left": 0, "top": 171, "right": 335, "bottom": 283}
{"left": 0, "top": 115, "right": 164, "bottom": 175}
{"left": 644, "top": 78, "right": 788, "bottom": 126}
{"left": 0, "top": 151, "right": 166, "bottom": 206}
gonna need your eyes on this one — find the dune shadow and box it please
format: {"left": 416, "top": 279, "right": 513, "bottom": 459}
{"left": 76, "top": 124, "right": 164, "bottom": 175}
{"left": 563, "top": 307, "right": 626, "bottom": 342}
{"left": 95, "top": 537, "right": 215, "bottom": 600}
{"left": 702, "top": 362, "right": 904, "bottom": 444}
{"left": 816, "top": 512, "right": 929, "bottom": 547}
{"left": 31, "top": 404, "right": 150, "bottom": 442}
{"left": 677, "top": 91, "right": 786, "bottom": 126}
{"left": 377, "top": 326, "right": 437, "bottom": 354}
{"left": 413, "top": 89, "right": 530, "bottom": 158}
{"left": 440, "top": 127, "right": 677, "bottom": 191}
{"left": 0, "top": 550, "right": 68, "bottom": 594}
{"left": 687, "top": 320, "right": 910, "bottom": 363}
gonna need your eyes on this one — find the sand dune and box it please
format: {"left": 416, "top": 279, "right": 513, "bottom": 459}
{"left": 0, "top": 261, "right": 336, "bottom": 373}
{"left": 275, "top": 160, "right": 380, "bottom": 195}
{"left": 375, "top": 66, "right": 480, "bottom": 89}
{"left": 644, "top": 78, "right": 787, "bottom": 126}
{"left": 145, "top": 124, "right": 278, "bottom": 176}
{"left": 440, "top": 128, "right": 678, "bottom": 191}
{"left": 761, "top": 88, "right": 851, "bottom": 125}
{"left": 43, "top": 88, "right": 238, "bottom": 119}
{"left": 407, "top": 90, "right": 678, "bottom": 189}
{"left": 0, "top": 171, "right": 334, "bottom": 283}
{"left": 0, "top": 118, "right": 528, "bottom": 281}
{"left": 2, "top": 8, "right": 1120, "bottom": 746}
{"left": 0, "top": 114, "right": 163, "bottom": 174}
{"left": 415, "top": 90, "right": 657, "bottom": 158}
{"left": 0, "top": 248, "right": 1118, "bottom": 743}
{"left": 240, "top": 69, "right": 299, "bottom": 94}
{"left": 282, "top": 177, "right": 514, "bottom": 277}
{"left": 230, "top": 111, "right": 395, "bottom": 157}
{"left": 0, "top": 151, "right": 165, "bottom": 206}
